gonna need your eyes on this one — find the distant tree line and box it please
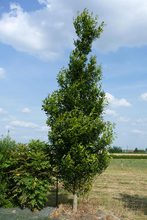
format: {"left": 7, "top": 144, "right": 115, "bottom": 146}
{"left": 109, "top": 146, "right": 147, "bottom": 153}
{"left": 109, "top": 146, "right": 123, "bottom": 153}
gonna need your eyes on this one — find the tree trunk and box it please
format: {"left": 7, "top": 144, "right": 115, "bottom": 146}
{"left": 55, "top": 176, "right": 59, "bottom": 208}
{"left": 73, "top": 193, "right": 78, "bottom": 213}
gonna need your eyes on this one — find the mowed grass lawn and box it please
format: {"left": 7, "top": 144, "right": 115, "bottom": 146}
{"left": 87, "top": 159, "right": 147, "bottom": 220}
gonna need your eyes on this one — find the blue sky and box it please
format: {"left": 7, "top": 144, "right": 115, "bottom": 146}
{"left": 0, "top": 0, "right": 147, "bottom": 149}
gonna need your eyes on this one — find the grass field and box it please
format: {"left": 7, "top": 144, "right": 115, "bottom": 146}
{"left": 55, "top": 158, "right": 147, "bottom": 219}
{"left": 87, "top": 158, "right": 147, "bottom": 220}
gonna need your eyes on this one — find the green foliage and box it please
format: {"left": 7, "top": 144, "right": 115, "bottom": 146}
{"left": 111, "top": 154, "right": 147, "bottom": 159}
{"left": 133, "top": 148, "right": 146, "bottom": 153}
{"left": 61, "top": 148, "right": 110, "bottom": 195}
{"left": 42, "top": 8, "right": 114, "bottom": 198}
{"left": 134, "top": 147, "right": 139, "bottom": 153}
{"left": 109, "top": 146, "right": 123, "bottom": 153}
{"left": 0, "top": 134, "right": 16, "bottom": 207}
{"left": 9, "top": 140, "right": 52, "bottom": 210}
{"left": 0, "top": 138, "right": 52, "bottom": 210}
{"left": 0, "top": 134, "right": 16, "bottom": 163}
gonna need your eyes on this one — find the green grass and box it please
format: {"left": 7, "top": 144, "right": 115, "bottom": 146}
{"left": 48, "top": 159, "right": 147, "bottom": 219}
{"left": 109, "top": 158, "right": 147, "bottom": 171}
{"left": 88, "top": 159, "right": 147, "bottom": 220}
{"left": 111, "top": 153, "right": 147, "bottom": 159}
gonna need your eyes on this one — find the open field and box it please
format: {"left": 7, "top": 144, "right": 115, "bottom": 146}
{"left": 56, "top": 159, "right": 147, "bottom": 219}
{"left": 112, "top": 154, "right": 147, "bottom": 156}
{"left": 1, "top": 159, "right": 146, "bottom": 219}
{"left": 111, "top": 153, "right": 147, "bottom": 159}
{"left": 86, "top": 159, "right": 147, "bottom": 219}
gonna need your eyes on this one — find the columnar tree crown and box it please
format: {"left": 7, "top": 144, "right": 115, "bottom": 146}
{"left": 42, "top": 9, "right": 113, "bottom": 195}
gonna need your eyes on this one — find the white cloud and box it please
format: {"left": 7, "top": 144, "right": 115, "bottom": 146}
{"left": 21, "top": 107, "right": 31, "bottom": 113}
{"left": 38, "top": 0, "right": 47, "bottom": 4}
{"left": 10, "top": 120, "right": 38, "bottom": 129}
{"left": 106, "top": 92, "right": 131, "bottom": 107}
{"left": 0, "top": 2, "right": 73, "bottom": 60}
{"left": 0, "top": 67, "right": 6, "bottom": 79}
{"left": 5, "top": 125, "right": 15, "bottom": 130}
{"left": 140, "top": 93, "right": 147, "bottom": 101}
{"left": 131, "top": 129, "right": 145, "bottom": 135}
{"left": 105, "top": 108, "right": 130, "bottom": 123}
{"left": 35, "top": 0, "right": 147, "bottom": 53}
{"left": 105, "top": 109, "right": 117, "bottom": 116}
{"left": 40, "top": 125, "right": 49, "bottom": 132}
{"left": 0, "top": 107, "right": 7, "bottom": 114}
{"left": 117, "top": 116, "right": 130, "bottom": 123}
{"left": 0, "top": 3, "right": 50, "bottom": 60}
{"left": 0, "top": 1, "right": 147, "bottom": 59}
{"left": 132, "top": 118, "right": 147, "bottom": 127}
{"left": 37, "top": 0, "right": 51, "bottom": 7}
{"left": 94, "top": 0, "right": 147, "bottom": 52}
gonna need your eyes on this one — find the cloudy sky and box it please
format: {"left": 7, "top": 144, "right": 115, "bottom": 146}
{"left": 0, "top": 0, "right": 147, "bottom": 149}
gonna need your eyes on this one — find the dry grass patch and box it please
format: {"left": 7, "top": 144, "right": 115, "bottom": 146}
{"left": 48, "top": 159, "right": 147, "bottom": 220}
{"left": 88, "top": 159, "right": 147, "bottom": 220}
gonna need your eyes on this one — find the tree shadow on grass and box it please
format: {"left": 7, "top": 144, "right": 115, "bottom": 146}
{"left": 117, "top": 193, "right": 147, "bottom": 215}
{"left": 46, "top": 188, "right": 72, "bottom": 207}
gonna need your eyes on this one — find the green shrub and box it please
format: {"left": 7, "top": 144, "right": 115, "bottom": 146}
{"left": 0, "top": 135, "right": 16, "bottom": 207}
{"left": 0, "top": 138, "right": 52, "bottom": 210}
{"left": 0, "top": 181, "right": 14, "bottom": 208}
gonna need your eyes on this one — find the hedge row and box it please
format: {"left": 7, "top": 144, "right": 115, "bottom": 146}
{"left": 0, "top": 136, "right": 52, "bottom": 210}
{"left": 111, "top": 154, "right": 147, "bottom": 159}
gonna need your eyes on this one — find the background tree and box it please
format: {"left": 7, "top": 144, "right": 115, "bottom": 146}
{"left": 109, "top": 146, "right": 122, "bottom": 153}
{"left": 42, "top": 9, "right": 114, "bottom": 212}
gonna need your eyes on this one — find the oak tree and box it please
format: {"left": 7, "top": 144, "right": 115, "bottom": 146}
{"left": 42, "top": 9, "right": 114, "bottom": 212}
